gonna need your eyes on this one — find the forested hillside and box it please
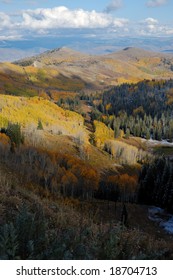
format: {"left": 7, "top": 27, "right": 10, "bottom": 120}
{"left": 93, "top": 79, "right": 173, "bottom": 141}
{"left": 78, "top": 79, "right": 173, "bottom": 216}
{"left": 1, "top": 48, "right": 173, "bottom": 260}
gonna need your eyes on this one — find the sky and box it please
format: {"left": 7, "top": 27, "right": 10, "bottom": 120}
{"left": 0, "top": 0, "right": 173, "bottom": 43}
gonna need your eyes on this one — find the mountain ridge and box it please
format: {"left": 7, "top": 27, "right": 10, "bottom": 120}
{"left": 15, "top": 46, "right": 173, "bottom": 62}
{"left": 0, "top": 46, "right": 172, "bottom": 92}
{"left": 14, "top": 46, "right": 164, "bottom": 63}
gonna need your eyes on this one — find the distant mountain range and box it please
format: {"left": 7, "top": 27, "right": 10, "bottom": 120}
{"left": 0, "top": 47, "right": 48, "bottom": 62}
{"left": 0, "top": 36, "right": 173, "bottom": 61}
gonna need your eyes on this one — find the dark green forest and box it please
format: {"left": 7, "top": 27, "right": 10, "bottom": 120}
{"left": 92, "top": 79, "right": 173, "bottom": 141}
{"left": 138, "top": 157, "right": 173, "bottom": 213}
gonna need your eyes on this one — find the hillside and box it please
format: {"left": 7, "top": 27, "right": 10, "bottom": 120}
{"left": 1, "top": 161, "right": 172, "bottom": 260}
{"left": 0, "top": 94, "right": 84, "bottom": 135}
{"left": 13, "top": 47, "right": 173, "bottom": 90}
{"left": 0, "top": 47, "right": 172, "bottom": 101}
{"left": 0, "top": 94, "right": 144, "bottom": 173}
{"left": 1, "top": 48, "right": 173, "bottom": 260}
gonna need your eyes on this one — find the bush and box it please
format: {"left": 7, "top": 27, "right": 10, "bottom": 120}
{"left": 6, "top": 123, "right": 24, "bottom": 147}
{"left": 37, "top": 119, "right": 43, "bottom": 130}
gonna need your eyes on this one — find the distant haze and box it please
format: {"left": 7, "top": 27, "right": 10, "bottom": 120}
{"left": 0, "top": 35, "right": 173, "bottom": 62}
{"left": 0, "top": 1, "right": 173, "bottom": 61}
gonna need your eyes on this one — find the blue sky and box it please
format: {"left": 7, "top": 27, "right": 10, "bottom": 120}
{"left": 0, "top": 0, "right": 173, "bottom": 41}
{"left": 1, "top": 0, "right": 172, "bottom": 21}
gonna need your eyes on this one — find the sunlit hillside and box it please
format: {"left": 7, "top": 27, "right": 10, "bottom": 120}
{"left": 0, "top": 47, "right": 173, "bottom": 102}
{"left": 15, "top": 47, "right": 173, "bottom": 88}
{"left": 0, "top": 61, "right": 85, "bottom": 98}
{"left": 0, "top": 94, "right": 84, "bottom": 136}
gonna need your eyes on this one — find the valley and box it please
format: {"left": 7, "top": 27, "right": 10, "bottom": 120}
{"left": 1, "top": 47, "right": 173, "bottom": 259}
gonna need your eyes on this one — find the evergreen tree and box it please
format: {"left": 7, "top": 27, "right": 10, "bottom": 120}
{"left": 138, "top": 157, "right": 173, "bottom": 212}
{"left": 125, "top": 128, "right": 130, "bottom": 139}
{"left": 6, "top": 123, "right": 23, "bottom": 147}
{"left": 146, "top": 129, "right": 150, "bottom": 140}
{"left": 37, "top": 119, "right": 43, "bottom": 130}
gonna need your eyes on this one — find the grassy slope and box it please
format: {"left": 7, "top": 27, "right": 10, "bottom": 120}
{"left": 0, "top": 47, "right": 171, "bottom": 98}
{"left": 0, "top": 62, "right": 85, "bottom": 99}
{"left": 104, "top": 48, "right": 173, "bottom": 83}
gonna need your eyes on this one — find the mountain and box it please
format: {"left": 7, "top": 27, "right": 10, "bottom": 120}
{"left": 0, "top": 47, "right": 172, "bottom": 102}
{"left": 13, "top": 47, "right": 173, "bottom": 89}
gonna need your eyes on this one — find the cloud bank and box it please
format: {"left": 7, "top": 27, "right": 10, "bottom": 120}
{"left": 21, "top": 7, "right": 113, "bottom": 29}
{"left": 0, "top": 6, "right": 172, "bottom": 40}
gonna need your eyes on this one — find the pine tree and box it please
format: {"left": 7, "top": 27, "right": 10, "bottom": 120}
{"left": 6, "top": 122, "right": 23, "bottom": 147}
{"left": 37, "top": 119, "right": 43, "bottom": 130}
{"left": 146, "top": 129, "right": 150, "bottom": 140}
{"left": 125, "top": 128, "right": 130, "bottom": 139}
{"left": 0, "top": 223, "right": 18, "bottom": 260}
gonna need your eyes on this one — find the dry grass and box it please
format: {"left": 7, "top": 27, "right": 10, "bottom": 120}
{"left": 118, "top": 136, "right": 147, "bottom": 150}
{"left": 1, "top": 47, "right": 173, "bottom": 96}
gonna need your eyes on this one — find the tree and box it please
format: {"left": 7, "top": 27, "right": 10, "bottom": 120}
{"left": 37, "top": 119, "right": 43, "bottom": 130}
{"left": 125, "top": 128, "right": 130, "bottom": 139}
{"left": 121, "top": 204, "right": 128, "bottom": 227}
{"left": 6, "top": 123, "right": 23, "bottom": 147}
{"left": 113, "top": 120, "right": 120, "bottom": 138}
{"left": 106, "top": 176, "right": 120, "bottom": 210}
{"left": 146, "top": 129, "right": 150, "bottom": 140}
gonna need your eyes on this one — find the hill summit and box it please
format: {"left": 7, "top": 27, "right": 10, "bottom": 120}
{"left": 7, "top": 46, "right": 173, "bottom": 89}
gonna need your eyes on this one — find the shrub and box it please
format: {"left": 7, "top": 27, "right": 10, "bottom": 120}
{"left": 6, "top": 123, "right": 24, "bottom": 147}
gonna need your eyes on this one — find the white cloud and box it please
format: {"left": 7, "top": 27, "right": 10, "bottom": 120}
{"left": 143, "top": 17, "right": 158, "bottom": 24}
{"left": 146, "top": 0, "right": 168, "bottom": 7}
{"left": 0, "top": 35, "right": 22, "bottom": 40}
{"left": 0, "top": 12, "right": 11, "bottom": 29}
{"left": 137, "top": 17, "right": 173, "bottom": 36}
{"left": 165, "top": 29, "right": 173, "bottom": 35}
{"left": 21, "top": 6, "right": 113, "bottom": 29}
{"left": 139, "top": 17, "right": 159, "bottom": 34}
{"left": 104, "top": 0, "right": 123, "bottom": 13}
{"left": 0, "top": 5, "right": 172, "bottom": 40}
{"left": 113, "top": 18, "right": 129, "bottom": 28}
{"left": 0, "top": 6, "right": 130, "bottom": 39}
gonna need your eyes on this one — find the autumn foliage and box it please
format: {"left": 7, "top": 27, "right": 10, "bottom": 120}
{"left": 0, "top": 137, "right": 99, "bottom": 199}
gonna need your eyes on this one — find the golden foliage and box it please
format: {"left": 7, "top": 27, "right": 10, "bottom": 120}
{"left": 133, "top": 106, "right": 144, "bottom": 116}
{"left": 0, "top": 94, "right": 85, "bottom": 139}
{"left": 114, "top": 174, "right": 137, "bottom": 190}
{"left": 49, "top": 90, "right": 77, "bottom": 102}
{"left": 105, "top": 103, "right": 112, "bottom": 112}
{"left": 0, "top": 142, "right": 99, "bottom": 198}
{"left": 94, "top": 120, "right": 114, "bottom": 148}
{"left": 0, "top": 133, "right": 10, "bottom": 146}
